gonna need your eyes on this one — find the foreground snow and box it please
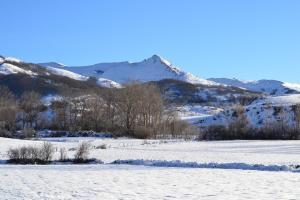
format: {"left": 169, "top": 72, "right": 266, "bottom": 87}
{"left": 0, "top": 165, "right": 299, "bottom": 200}
{"left": 1, "top": 138, "right": 300, "bottom": 199}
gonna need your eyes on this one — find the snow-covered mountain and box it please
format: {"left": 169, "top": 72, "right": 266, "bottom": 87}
{"left": 40, "top": 55, "right": 218, "bottom": 86}
{"left": 3, "top": 54, "right": 300, "bottom": 100}
{"left": 209, "top": 78, "right": 300, "bottom": 95}
{"left": 4, "top": 54, "right": 300, "bottom": 129}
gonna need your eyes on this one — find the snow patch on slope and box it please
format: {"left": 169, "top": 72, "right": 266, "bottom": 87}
{"left": 283, "top": 82, "right": 300, "bottom": 92}
{"left": 45, "top": 66, "right": 88, "bottom": 81}
{"left": 175, "top": 105, "right": 223, "bottom": 124}
{"left": 4, "top": 57, "right": 21, "bottom": 63}
{"left": 39, "top": 62, "right": 65, "bottom": 68}
{"left": 97, "top": 78, "right": 122, "bottom": 88}
{"left": 0, "top": 63, "right": 37, "bottom": 76}
{"left": 251, "top": 94, "right": 300, "bottom": 107}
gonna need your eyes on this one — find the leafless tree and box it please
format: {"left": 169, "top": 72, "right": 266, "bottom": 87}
{"left": 20, "top": 91, "right": 46, "bottom": 129}
{"left": 228, "top": 104, "right": 249, "bottom": 138}
{"left": 0, "top": 86, "right": 18, "bottom": 132}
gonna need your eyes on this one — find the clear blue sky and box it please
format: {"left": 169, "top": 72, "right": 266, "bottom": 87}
{"left": 1, "top": 0, "right": 300, "bottom": 82}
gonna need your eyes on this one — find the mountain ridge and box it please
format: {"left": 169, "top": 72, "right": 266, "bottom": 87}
{"left": 39, "top": 55, "right": 218, "bottom": 86}
{"left": 2, "top": 54, "right": 300, "bottom": 96}
{"left": 209, "top": 78, "right": 300, "bottom": 95}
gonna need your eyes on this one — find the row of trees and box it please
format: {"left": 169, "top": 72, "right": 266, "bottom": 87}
{"left": 0, "top": 84, "right": 196, "bottom": 139}
{"left": 50, "top": 83, "right": 197, "bottom": 139}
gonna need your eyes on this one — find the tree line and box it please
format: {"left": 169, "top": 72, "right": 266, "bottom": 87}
{"left": 0, "top": 83, "right": 197, "bottom": 139}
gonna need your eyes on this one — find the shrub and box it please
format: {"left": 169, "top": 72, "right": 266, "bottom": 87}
{"left": 74, "top": 141, "right": 91, "bottom": 163}
{"left": 39, "top": 142, "right": 54, "bottom": 163}
{"left": 7, "top": 142, "right": 54, "bottom": 164}
{"left": 201, "top": 125, "right": 230, "bottom": 140}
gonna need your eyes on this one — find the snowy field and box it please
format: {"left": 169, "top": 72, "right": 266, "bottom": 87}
{"left": 1, "top": 137, "right": 300, "bottom": 199}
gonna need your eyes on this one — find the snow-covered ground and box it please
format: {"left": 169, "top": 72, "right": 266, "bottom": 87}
{"left": 1, "top": 165, "right": 300, "bottom": 200}
{"left": 1, "top": 137, "right": 300, "bottom": 199}
{"left": 1, "top": 137, "right": 300, "bottom": 165}
{"left": 175, "top": 105, "right": 223, "bottom": 124}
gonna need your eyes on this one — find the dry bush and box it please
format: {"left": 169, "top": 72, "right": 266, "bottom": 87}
{"left": 74, "top": 141, "right": 91, "bottom": 162}
{"left": 201, "top": 125, "right": 229, "bottom": 140}
{"left": 39, "top": 142, "right": 54, "bottom": 163}
{"left": 7, "top": 142, "right": 54, "bottom": 164}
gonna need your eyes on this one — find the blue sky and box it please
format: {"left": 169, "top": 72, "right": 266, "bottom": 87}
{"left": 1, "top": 0, "right": 300, "bottom": 82}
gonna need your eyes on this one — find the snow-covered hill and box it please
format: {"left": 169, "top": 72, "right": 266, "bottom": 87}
{"left": 40, "top": 55, "right": 218, "bottom": 86}
{"left": 209, "top": 78, "right": 300, "bottom": 95}
{"left": 0, "top": 56, "right": 37, "bottom": 76}
{"left": 190, "top": 93, "right": 300, "bottom": 128}
{"left": 0, "top": 56, "right": 123, "bottom": 89}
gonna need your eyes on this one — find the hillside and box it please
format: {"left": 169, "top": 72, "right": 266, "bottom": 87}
{"left": 0, "top": 56, "right": 102, "bottom": 96}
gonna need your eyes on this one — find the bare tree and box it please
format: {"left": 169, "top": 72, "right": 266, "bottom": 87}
{"left": 114, "top": 83, "right": 164, "bottom": 137}
{"left": 74, "top": 141, "right": 91, "bottom": 162}
{"left": 20, "top": 91, "right": 45, "bottom": 129}
{"left": 293, "top": 104, "right": 300, "bottom": 130}
{"left": 50, "top": 99, "right": 69, "bottom": 130}
{"left": 228, "top": 104, "right": 249, "bottom": 138}
{"left": 0, "top": 86, "right": 18, "bottom": 132}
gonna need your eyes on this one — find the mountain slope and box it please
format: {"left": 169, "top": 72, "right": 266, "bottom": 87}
{"left": 209, "top": 78, "right": 300, "bottom": 95}
{"left": 0, "top": 56, "right": 103, "bottom": 96}
{"left": 40, "top": 55, "right": 218, "bottom": 86}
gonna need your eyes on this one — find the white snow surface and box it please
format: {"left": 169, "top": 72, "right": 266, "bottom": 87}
{"left": 97, "top": 78, "right": 122, "bottom": 88}
{"left": 283, "top": 82, "right": 300, "bottom": 92}
{"left": 1, "top": 137, "right": 300, "bottom": 166}
{"left": 1, "top": 138, "right": 300, "bottom": 199}
{"left": 251, "top": 94, "right": 300, "bottom": 107}
{"left": 175, "top": 105, "right": 223, "bottom": 124}
{"left": 1, "top": 165, "right": 300, "bottom": 200}
{"left": 41, "top": 55, "right": 218, "bottom": 85}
